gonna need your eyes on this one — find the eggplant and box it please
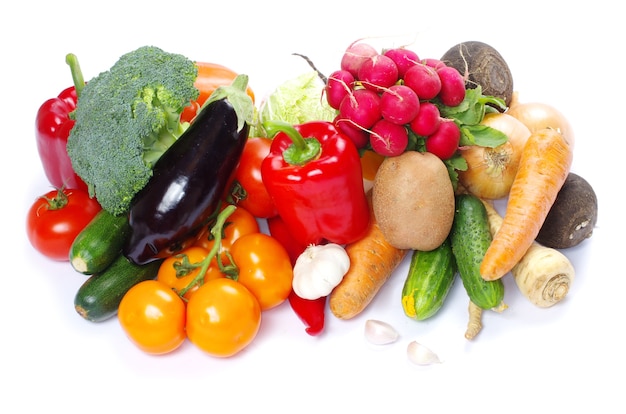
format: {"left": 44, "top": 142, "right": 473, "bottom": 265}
{"left": 124, "top": 76, "right": 252, "bottom": 265}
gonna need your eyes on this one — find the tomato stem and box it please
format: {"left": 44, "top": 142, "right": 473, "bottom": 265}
{"left": 177, "top": 204, "right": 237, "bottom": 298}
{"left": 44, "top": 188, "right": 69, "bottom": 211}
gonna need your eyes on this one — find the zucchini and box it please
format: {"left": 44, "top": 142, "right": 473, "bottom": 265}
{"left": 450, "top": 194, "right": 504, "bottom": 310}
{"left": 401, "top": 237, "right": 457, "bottom": 321}
{"left": 69, "top": 210, "right": 131, "bottom": 275}
{"left": 74, "top": 254, "right": 162, "bottom": 322}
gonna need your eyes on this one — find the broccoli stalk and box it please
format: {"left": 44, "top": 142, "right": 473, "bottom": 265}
{"left": 66, "top": 46, "right": 199, "bottom": 216}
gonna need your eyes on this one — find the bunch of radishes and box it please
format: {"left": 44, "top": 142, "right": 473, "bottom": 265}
{"left": 326, "top": 41, "right": 466, "bottom": 159}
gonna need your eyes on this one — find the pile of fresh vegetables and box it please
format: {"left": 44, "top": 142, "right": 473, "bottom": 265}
{"left": 26, "top": 39, "right": 598, "bottom": 362}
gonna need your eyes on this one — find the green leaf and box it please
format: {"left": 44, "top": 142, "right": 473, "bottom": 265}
{"left": 461, "top": 124, "right": 508, "bottom": 148}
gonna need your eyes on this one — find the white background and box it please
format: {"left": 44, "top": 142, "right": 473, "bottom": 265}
{"left": 2, "top": 1, "right": 621, "bottom": 412}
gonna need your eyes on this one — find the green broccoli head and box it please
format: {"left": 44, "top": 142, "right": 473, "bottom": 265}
{"left": 67, "top": 45, "right": 199, "bottom": 216}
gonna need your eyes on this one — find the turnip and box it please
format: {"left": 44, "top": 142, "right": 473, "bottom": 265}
{"left": 338, "top": 88, "right": 382, "bottom": 129}
{"left": 436, "top": 66, "right": 466, "bottom": 107}
{"left": 403, "top": 63, "right": 441, "bottom": 100}
{"left": 383, "top": 48, "right": 419, "bottom": 78}
{"left": 357, "top": 54, "right": 399, "bottom": 92}
{"left": 425, "top": 118, "right": 460, "bottom": 160}
{"left": 440, "top": 41, "right": 514, "bottom": 107}
{"left": 380, "top": 84, "right": 420, "bottom": 125}
{"left": 325, "top": 70, "right": 355, "bottom": 110}
{"left": 341, "top": 41, "right": 379, "bottom": 78}
{"left": 409, "top": 102, "right": 441, "bottom": 137}
{"left": 369, "top": 119, "right": 408, "bottom": 157}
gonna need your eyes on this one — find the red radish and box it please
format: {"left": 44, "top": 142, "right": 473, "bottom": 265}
{"left": 358, "top": 54, "right": 399, "bottom": 92}
{"left": 437, "top": 66, "right": 466, "bottom": 107}
{"left": 422, "top": 58, "right": 446, "bottom": 69}
{"left": 403, "top": 63, "right": 441, "bottom": 100}
{"left": 380, "top": 84, "right": 420, "bottom": 125}
{"left": 369, "top": 119, "right": 409, "bottom": 157}
{"left": 326, "top": 70, "right": 355, "bottom": 110}
{"left": 335, "top": 117, "right": 370, "bottom": 149}
{"left": 383, "top": 48, "right": 419, "bottom": 78}
{"left": 409, "top": 102, "right": 441, "bottom": 136}
{"left": 341, "top": 42, "right": 379, "bottom": 78}
{"left": 425, "top": 118, "right": 460, "bottom": 160}
{"left": 339, "top": 88, "right": 382, "bottom": 129}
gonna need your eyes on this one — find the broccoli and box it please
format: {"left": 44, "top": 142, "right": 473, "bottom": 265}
{"left": 67, "top": 45, "right": 199, "bottom": 216}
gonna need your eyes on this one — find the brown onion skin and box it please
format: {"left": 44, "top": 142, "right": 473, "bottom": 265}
{"left": 506, "top": 92, "right": 575, "bottom": 149}
{"left": 459, "top": 113, "right": 530, "bottom": 200}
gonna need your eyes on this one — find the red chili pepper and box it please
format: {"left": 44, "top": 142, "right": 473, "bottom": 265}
{"left": 268, "top": 214, "right": 325, "bottom": 336}
{"left": 288, "top": 290, "right": 327, "bottom": 336}
{"left": 261, "top": 120, "right": 370, "bottom": 246}
{"left": 35, "top": 54, "right": 87, "bottom": 191}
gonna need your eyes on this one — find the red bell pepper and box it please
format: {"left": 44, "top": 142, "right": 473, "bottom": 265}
{"left": 35, "top": 54, "right": 87, "bottom": 191}
{"left": 261, "top": 120, "right": 370, "bottom": 246}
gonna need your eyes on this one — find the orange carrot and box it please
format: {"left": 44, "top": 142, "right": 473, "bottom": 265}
{"left": 329, "top": 193, "right": 408, "bottom": 320}
{"left": 480, "top": 128, "right": 573, "bottom": 281}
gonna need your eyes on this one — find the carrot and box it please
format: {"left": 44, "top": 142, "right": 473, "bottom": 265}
{"left": 481, "top": 200, "right": 575, "bottom": 307}
{"left": 479, "top": 128, "right": 573, "bottom": 281}
{"left": 329, "top": 193, "right": 408, "bottom": 320}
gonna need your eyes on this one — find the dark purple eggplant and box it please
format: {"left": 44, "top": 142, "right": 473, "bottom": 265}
{"left": 123, "top": 75, "right": 253, "bottom": 265}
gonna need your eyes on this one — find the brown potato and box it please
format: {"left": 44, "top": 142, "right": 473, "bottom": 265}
{"left": 372, "top": 151, "right": 455, "bottom": 251}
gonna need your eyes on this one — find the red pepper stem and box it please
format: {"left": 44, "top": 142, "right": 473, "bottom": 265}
{"left": 262, "top": 120, "right": 321, "bottom": 166}
{"left": 65, "top": 53, "right": 86, "bottom": 98}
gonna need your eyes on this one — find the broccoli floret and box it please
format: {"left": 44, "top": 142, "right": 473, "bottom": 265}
{"left": 67, "top": 45, "right": 199, "bottom": 216}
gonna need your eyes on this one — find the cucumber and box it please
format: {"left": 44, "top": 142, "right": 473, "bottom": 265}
{"left": 450, "top": 194, "right": 504, "bottom": 310}
{"left": 74, "top": 254, "right": 162, "bottom": 322}
{"left": 401, "top": 237, "right": 457, "bottom": 321}
{"left": 69, "top": 210, "right": 131, "bottom": 275}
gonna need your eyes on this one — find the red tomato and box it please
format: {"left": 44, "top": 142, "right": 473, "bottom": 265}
{"left": 194, "top": 204, "right": 259, "bottom": 263}
{"left": 26, "top": 188, "right": 101, "bottom": 261}
{"left": 186, "top": 278, "right": 261, "bottom": 357}
{"left": 118, "top": 280, "right": 187, "bottom": 355}
{"left": 231, "top": 233, "right": 293, "bottom": 311}
{"left": 229, "top": 137, "right": 278, "bottom": 218}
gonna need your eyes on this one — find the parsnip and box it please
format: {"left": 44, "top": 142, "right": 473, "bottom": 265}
{"left": 481, "top": 200, "right": 575, "bottom": 307}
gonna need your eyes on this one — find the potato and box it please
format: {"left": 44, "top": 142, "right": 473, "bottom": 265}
{"left": 372, "top": 151, "right": 455, "bottom": 251}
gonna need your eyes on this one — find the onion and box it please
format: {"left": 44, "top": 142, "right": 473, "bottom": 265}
{"left": 458, "top": 112, "right": 530, "bottom": 200}
{"left": 506, "top": 92, "right": 575, "bottom": 148}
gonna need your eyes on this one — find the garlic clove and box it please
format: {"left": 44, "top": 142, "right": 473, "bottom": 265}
{"left": 364, "top": 319, "right": 399, "bottom": 345}
{"left": 407, "top": 340, "right": 441, "bottom": 365}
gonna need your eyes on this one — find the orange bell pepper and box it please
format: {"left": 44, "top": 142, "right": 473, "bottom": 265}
{"left": 181, "top": 62, "right": 255, "bottom": 123}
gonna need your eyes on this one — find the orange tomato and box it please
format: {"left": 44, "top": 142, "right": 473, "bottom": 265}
{"left": 157, "top": 246, "right": 214, "bottom": 299}
{"left": 195, "top": 204, "right": 260, "bottom": 263}
{"left": 231, "top": 233, "right": 293, "bottom": 311}
{"left": 181, "top": 62, "right": 256, "bottom": 123}
{"left": 118, "top": 280, "right": 187, "bottom": 355}
{"left": 186, "top": 278, "right": 261, "bottom": 357}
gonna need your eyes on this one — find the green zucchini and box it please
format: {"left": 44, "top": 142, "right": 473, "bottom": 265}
{"left": 450, "top": 194, "right": 505, "bottom": 310}
{"left": 401, "top": 237, "right": 457, "bottom": 321}
{"left": 69, "top": 210, "right": 131, "bottom": 275}
{"left": 74, "top": 254, "right": 162, "bottom": 322}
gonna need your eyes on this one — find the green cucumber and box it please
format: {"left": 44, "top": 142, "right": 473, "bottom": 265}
{"left": 69, "top": 210, "right": 130, "bottom": 275}
{"left": 450, "top": 194, "right": 505, "bottom": 310}
{"left": 74, "top": 254, "right": 162, "bottom": 322}
{"left": 401, "top": 237, "right": 457, "bottom": 321}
